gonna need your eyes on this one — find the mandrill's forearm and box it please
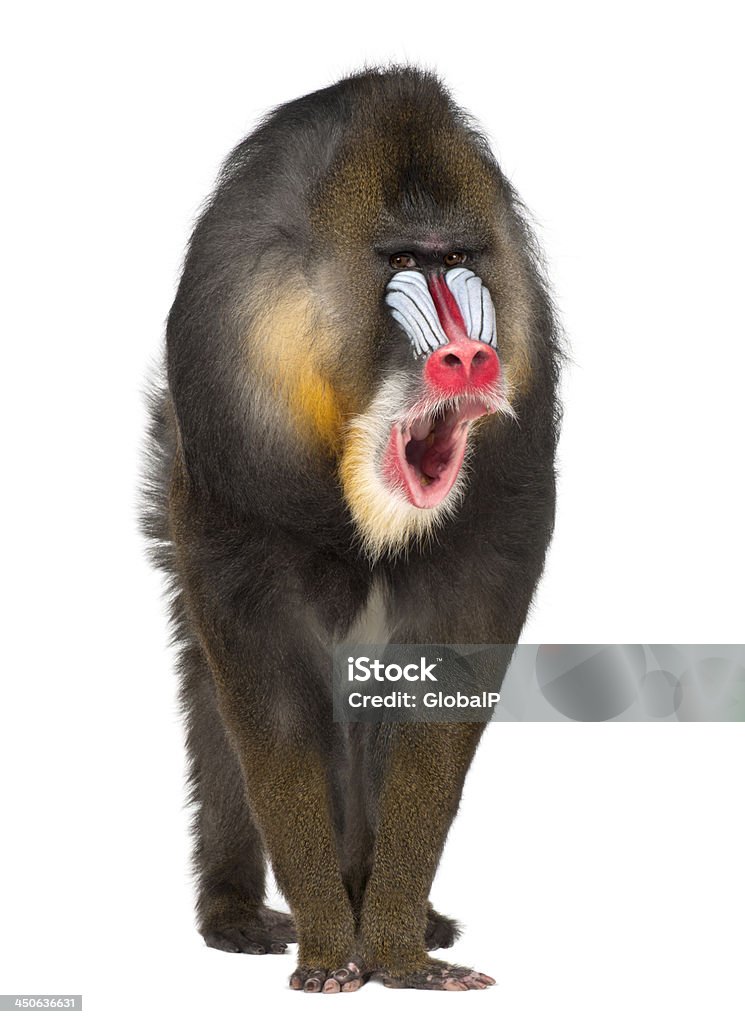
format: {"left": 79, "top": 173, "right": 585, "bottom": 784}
{"left": 359, "top": 723, "right": 485, "bottom": 974}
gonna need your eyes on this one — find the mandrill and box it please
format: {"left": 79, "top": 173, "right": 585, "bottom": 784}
{"left": 142, "top": 66, "right": 561, "bottom": 993}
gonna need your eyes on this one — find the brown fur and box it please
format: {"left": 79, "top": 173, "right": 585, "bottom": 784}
{"left": 143, "top": 67, "right": 560, "bottom": 994}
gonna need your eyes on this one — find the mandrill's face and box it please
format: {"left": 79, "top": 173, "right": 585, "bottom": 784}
{"left": 382, "top": 260, "right": 507, "bottom": 510}
{"left": 334, "top": 234, "right": 517, "bottom": 561}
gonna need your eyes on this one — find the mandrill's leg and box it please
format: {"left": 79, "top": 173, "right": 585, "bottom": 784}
{"left": 174, "top": 537, "right": 366, "bottom": 992}
{"left": 359, "top": 722, "right": 495, "bottom": 991}
{"left": 177, "top": 629, "right": 296, "bottom": 954}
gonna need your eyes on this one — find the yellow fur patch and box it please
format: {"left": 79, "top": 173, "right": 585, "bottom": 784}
{"left": 247, "top": 281, "right": 347, "bottom": 451}
{"left": 286, "top": 363, "right": 344, "bottom": 450}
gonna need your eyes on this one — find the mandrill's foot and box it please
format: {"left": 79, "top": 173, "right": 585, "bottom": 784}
{"left": 290, "top": 960, "right": 366, "bottom": 994}
{"left": 201, "top": 906, "right": 297, "bottom": 954}
{"left": 376, "top": 957, "right": 495, "bottom": 991}
{"left": 425, "top": 905, "right": 462, "bottom": 951}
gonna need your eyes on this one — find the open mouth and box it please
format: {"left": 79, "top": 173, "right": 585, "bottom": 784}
{"left": 383, "top": 397, "right": 492, "bottom": 509}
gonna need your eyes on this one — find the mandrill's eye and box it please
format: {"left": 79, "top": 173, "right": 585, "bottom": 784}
{"left": 390, "top": 253, "right": 418, "bottom": 270}
{"left": 443, "top": 251, "right": 467, "bottom": 267}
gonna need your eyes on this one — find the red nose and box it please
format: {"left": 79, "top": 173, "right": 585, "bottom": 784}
{"left": 424, "top": 339, "right": 500, "bottom": 396}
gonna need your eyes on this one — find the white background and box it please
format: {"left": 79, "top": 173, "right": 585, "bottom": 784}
{"left": 1, "top": 2, "right": 743, "bottom": 1022}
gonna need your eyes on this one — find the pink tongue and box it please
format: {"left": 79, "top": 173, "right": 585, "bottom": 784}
{"left": 421, "top": 438, "right": 452, "bottom": 479}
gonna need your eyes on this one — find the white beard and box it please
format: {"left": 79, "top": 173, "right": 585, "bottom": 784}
{"left": 338, "top": 374, "right": 471, "bottom": 562}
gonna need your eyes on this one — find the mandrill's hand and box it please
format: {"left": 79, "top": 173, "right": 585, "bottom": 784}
{"left": 359, "top": 915, "right": 494, "bottom": 991}
{"left": 290, "top": 959, "right": 367, "bottom": 994}
{"left": 374, "top": 956, "right": 495, "bottom": 991}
